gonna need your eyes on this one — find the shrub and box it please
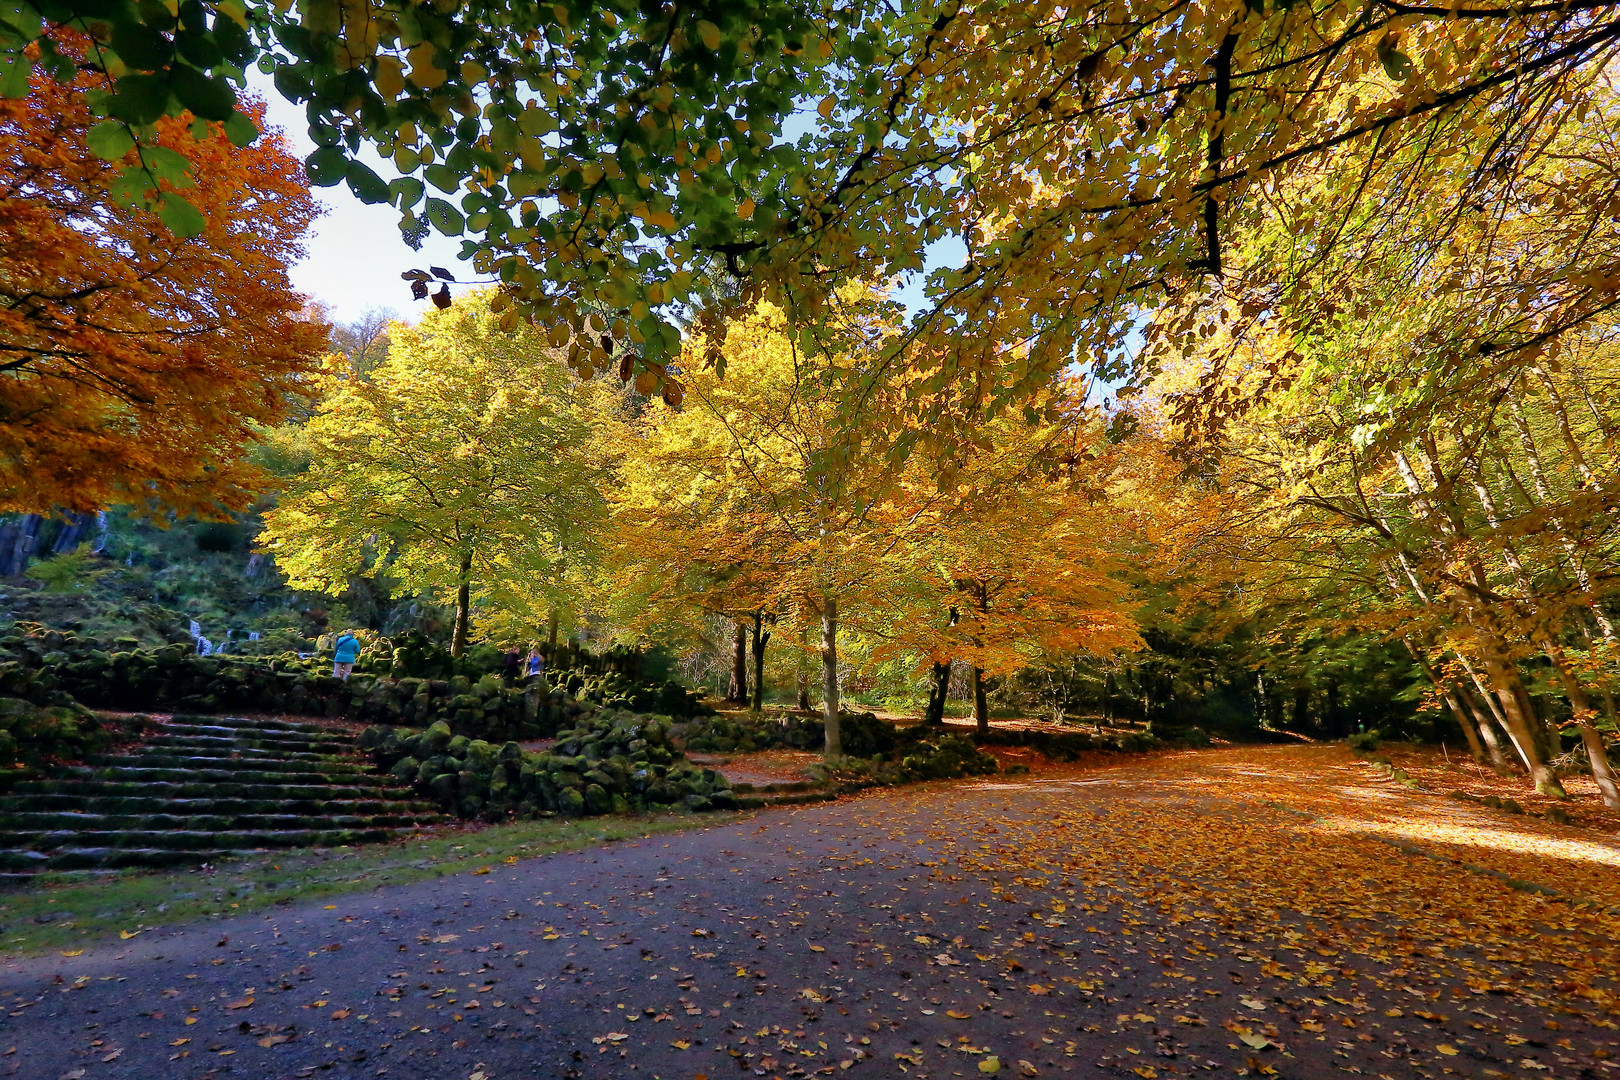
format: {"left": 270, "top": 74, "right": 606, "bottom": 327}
{"left": 1347, "top": 730, "right": 1381, "bottom": 752}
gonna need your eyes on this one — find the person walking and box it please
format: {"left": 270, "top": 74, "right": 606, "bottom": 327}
{"left": 332, "top": 630, "right": 361, "bottom": 680}
{"left": 502, "top": 646, "right": 522, "bottom": 687}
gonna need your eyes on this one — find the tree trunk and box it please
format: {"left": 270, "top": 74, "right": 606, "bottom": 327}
{"left": 821, "top": 595, "right": 840, "bottom": 758}
{"left": 1543, "top": 647, "right": 1620, "bottom": 808}
{"left": 796, "top": 676, "right": 810, "bottom": 711}
{"left": 727, "top": 621, "right": 749, "bottom": 705}
{"left": 547, "top": 608, "right": 560, "bottom": 649}
{"left": 1458, "top": 685, "right": 1514, "bottom": 773}
{"left": 924, "top": 660, "right": 951, "bottom": 725}
{"left": 1486, "top": 659, "right": 1566, "bottom": 797}
{"left": 451, "top": 552, "right": 473, "bottom": 658}
{"left": 750, "top": 610, "right": 770, "bottom": 713}
{"left": 972, "top": 666, "right": 989, "bottom": 735}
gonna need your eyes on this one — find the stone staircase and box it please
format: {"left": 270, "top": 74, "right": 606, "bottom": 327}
{"left": 0, "top": 715, "right": 447, "bottom": 873}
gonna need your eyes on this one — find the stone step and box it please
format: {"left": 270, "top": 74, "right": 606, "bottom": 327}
{"left": 0, "top": 810, "right": 443, "bottom": 832}
{"left": 0, "top": 827, "right": 405, "bottom": 852}
{"left": 165, "top": 715, "right": 343, "bottom": 736}
{"left": 150, "top": 724, "right": 351, "bottom": 747}
{"left": 729, "top": 780, "right": 819, "bottom": 794}
{"left": 0, "top": 793, "right": 429, "bottom": 816}
{"left": 86, "top": 753, "right": 368, "bottom": 776}
{"left": 8, "top": 778, "right": 410, "bottom": 801}
{"left": 735, "top": 789, "right": 837, "bottom": 810}
{"left": 136, "top": 737, "right": 346, "bottom": 759}
{"left": 53, "top": 764, "right": 396, "bottom": 787}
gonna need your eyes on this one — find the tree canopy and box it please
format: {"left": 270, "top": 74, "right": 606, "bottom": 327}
{"left": 258, "top": 292, "right": 611, "bottom": 655}
{"left": 0, "top": 57, "right": 323, "bottom": 516}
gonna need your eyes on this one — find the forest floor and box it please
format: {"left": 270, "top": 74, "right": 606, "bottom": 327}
{"left": 1, "top": 743, "right": 1616, "bottom": 1080}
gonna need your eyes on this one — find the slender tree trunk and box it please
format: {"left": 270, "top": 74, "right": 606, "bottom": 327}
{"left": 1458, "top": 683, "right": 1514, "bottom": 772}
{"left": 821, "top": 595, "right": 840, "bottom": 757}
{"left": 796, "top": 676, "right": 810, "bottom": 711}
{"left": 547, "top": 608, "right": 560, "bottom": 649}
{"left": 924, "top": 660, "right": 951, "bottom": 725}
{"left": 727, "top": 621, "right": 749, "bottom": 705}
{"left": 972, "top": 667, "right": 989, "bottom": 735}
{"left": 1542, "top": 647, "right": 1620, "bottom": 808}
{"left": 1402, "top": 637, "right": 1488, "bottom": 764}
{"left": 451, "top": 552, "right": 473, "bottom": 658}
{"left": 750, "top": 610, "right": 770, "bottom": 713}
{"left": 1485, "top": 658, "right": 1566, "bottom": 797}
{"left": 1442, "top": 689, "right": 1489, "bottom": 763}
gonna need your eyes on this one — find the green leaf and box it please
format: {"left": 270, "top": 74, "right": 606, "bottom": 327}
{"left": 86, "top": 121, "right": 137, "bottom": 162}
{"left": 223, "top": 110, "right": 258, "bottom": 147}
{"left": 0, "top": 53, "right": 30, "bottom": 99}
{"left": 109, "top": 73, "right": 174, "bottom": 125}
{"left": 425, "top": 197, "right": 464, "bottom": 236}
{"left": 108, "top": 166, "right": 154, "bottom": 208}
{"left": 424, "top": 163, "right": 459, "bottom": 193}
{"left": 305, "top": 144, "right": 348, "bottom": 187}
{"left": 172, "top": 62, "right": 234, "bottom": 121}
{"left": 344, "top": 160, "right": 390, "bottom": 204}
{"left": 0, "top": 2, "right": 44, "bottom": 41}
{"left": 389, "top": 176, "right": 425, "bottom": 208}
{"left": 110, "top": 18, "right": 173, "bottom": 70}
{"left": 138, "top": 144, "right": 195, "bottom": 186}
{"left": 156, "top": 192, "right": 207, "bottom": 238}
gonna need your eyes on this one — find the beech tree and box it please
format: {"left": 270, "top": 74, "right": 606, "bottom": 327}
{"left": 0, "top": 55, "right": 323, "bottom": 515}
{"left": 608, "top": 296, "right": 904, "bottom": 755}
{"left": 878, "top": 389, "right": 1143, "bottom": 733}
{"left": 259, "top": 293, "right": 610, "bottom": 656}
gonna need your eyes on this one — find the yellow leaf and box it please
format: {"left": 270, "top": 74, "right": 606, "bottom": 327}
{"left": 1437, "top": 1045, "right": 1458, "bottom": 1056}
{"left": 671, "top": 1039, "right": 690, "bottom": 1049}
{"left": 809, "top": 945, "right": 825, "bottom": 952}
{"left": 817, "top": 95, "right": 837, "bottom": 119}
{"left": 1133, "top": 1069, "right": 1157, "bottom": 1079}
{"left": 183, "top": 1017, "right": 197, "bottom": 1025}
{"left": 119, "top": 929, "right": 141, "bottom": 939}
{"left": 224, "top": 996, "right": 254, "bottom": 1010}
{"left": 979, "top": 1057, "right": 1001, "bottom": 1074}
{"left": 474, "top": 866, "right": 492, "bottom": 875}
{"left": 60, "top": 949, "right": 83, "bottom": 957}
{"left": 696, "top": 20, "right": 721, "bottom": 51}
{"left": 738, "top": 199, "right": 755, "bottom": 220}
{"left": 947, "top": 1010, "right": 971, "bottom": 1019}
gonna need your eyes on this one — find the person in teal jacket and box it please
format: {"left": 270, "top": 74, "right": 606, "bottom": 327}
{"left": 332, "top": 630, "right": 361, "bottom": 680}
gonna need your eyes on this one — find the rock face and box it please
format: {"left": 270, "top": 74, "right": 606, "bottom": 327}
{"left": 362, "top": 710, "right": 735, "bottom": 821}
{"left": 0, "top": 715, "right": 445, "bottom": 875}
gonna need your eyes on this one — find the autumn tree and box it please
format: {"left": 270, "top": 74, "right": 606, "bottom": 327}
{"left": 608, "top": 296, "right": 906, "bottom": 755}
{"left": 259, "top": 293, "right": 610, "bottom": 656}
{"left": 876, "top": 385, "right": 1143, "bottom": 733}
{"left": 0, "top": 55, "right": 323, "bottom": 516}
{"left": 1133, "top": 280, "right": 1620, "bottom": 805}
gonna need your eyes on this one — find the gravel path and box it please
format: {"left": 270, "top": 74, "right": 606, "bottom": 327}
{"left": 2, "top": 745, "right": 1614, "bottom": 1080}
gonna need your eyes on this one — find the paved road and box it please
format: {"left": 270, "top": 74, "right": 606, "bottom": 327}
{"left": 2, "top": 747, "right": 1614, "bottom": 1080}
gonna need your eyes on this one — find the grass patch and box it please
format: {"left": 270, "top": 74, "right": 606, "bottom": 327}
{"left": 0, "top": 811, "right": 736, "bottom": 957}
